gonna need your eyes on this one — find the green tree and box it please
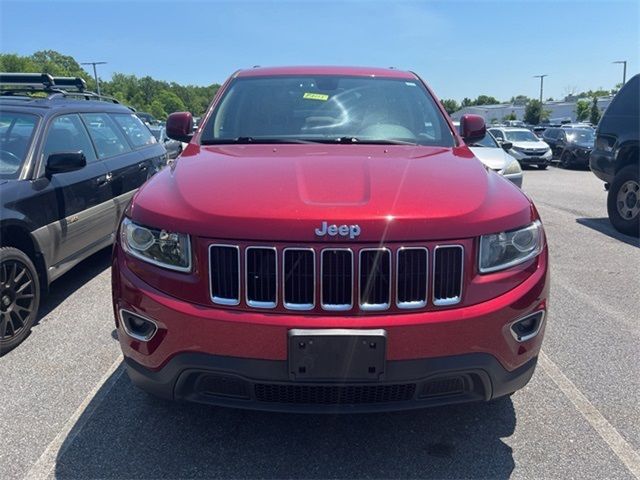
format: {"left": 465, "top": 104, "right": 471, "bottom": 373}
{"left": 0, "top": 53, "right": 38, "bottom": 72}
{"left": 461, "top": 97, "right": 473, "bottom": 107}
{"left": 510, "top": 95, "right": 529, "bottom": 106}
{"left": 441, "top": 99, "right": 459, "bottom": 115}
{"left": 524, "top": 100, "right": 544, "bottom": 125}
{"left": 157, "top": 90, "right": 186, "bottom": 115}
{"left": 474, "top": 95, "right": 499, "bottom": 106}
{"left": 149, "top": 100, "right": 167, "bottom": 120}
{"left": 503, "top": 112, "right": 517, "bottom": 122}
{"left": 575, "top": 99, "right": 590, "bottom": 121}
{"left": 590, "top": 97, "right": 601, "bottom": 125}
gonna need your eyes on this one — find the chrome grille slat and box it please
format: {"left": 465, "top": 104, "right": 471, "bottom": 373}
{"left": 283, "top": 248, "right": 315, "bottom": 310}
{"left": 433, "top": 245, "right": 464, "bottom": 306}
{"left": 245, "top": 247, "right": 277, "bottom": 308}
{"left": 321, "top": 249, "right": 353, "bottom": 311}
{"left": 209, "top": 245, "right": 240, "bottom": 306}
{"left": 396, "top": 247, "right": 428, "bottom": 309}
{"left": 359, "top": 248, "right": 391, "bottom": 311}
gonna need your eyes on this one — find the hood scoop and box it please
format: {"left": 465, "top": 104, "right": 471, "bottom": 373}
{"left": 296, "top": 157, "right": 371, "bottom": 206}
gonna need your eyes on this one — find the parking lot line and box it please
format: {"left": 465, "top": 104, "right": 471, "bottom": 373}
{"left": 539, "top": 350, "right": 640, "bottom": 479}
{"left": 23, "top": 356, "right": 124, "bottom": 480}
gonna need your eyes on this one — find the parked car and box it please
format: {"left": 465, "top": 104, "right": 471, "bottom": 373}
{"left": 590, "top": 74, "right": 639, "bottom": 237}
{"left": 554, "top": 128, "right": 595, "bottom": 168}
{"left": 561, "top": 123, "right": 594, "bottom": 129}
{"left": 533, "top": 126, "right": 547, "bottom": 138}
{"left": 542, "top": 127, "right": 563, "bottom": 157}
{"left": 135, "top": 112, "right": 160, "bottom": 126}
{"left": 0, "top": 73, "right": 167, "bottom": 353}
{"left": 453, "top": 121, "right": 523, "bottom": 187}
{"left": 149, "top": 125, "right": 182, "bottom": 160}
{"left": 489, "top": 127, "right": 553, "bottom": 169}
{"left": 112, "top": 66, "right": 549, "bottom": 412}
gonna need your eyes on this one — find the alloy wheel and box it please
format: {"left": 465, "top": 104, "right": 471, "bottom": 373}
{"left": 0, "top": 259, "right": 36, "bottom": 340}
{"left": 617, "top": 180, "right": 640, "bottom": 220}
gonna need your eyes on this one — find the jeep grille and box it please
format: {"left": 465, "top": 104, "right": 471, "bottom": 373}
{"left": 208, "top": 243, "right": 464, "bottom": 312}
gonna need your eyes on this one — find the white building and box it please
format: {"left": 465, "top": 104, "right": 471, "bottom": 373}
{"left": 450, "top": 96, "right": 613, "bottom": 124}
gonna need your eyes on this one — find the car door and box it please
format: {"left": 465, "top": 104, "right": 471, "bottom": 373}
{"left": 555, "top": 130, "right": 567, "bottom": 156}
{"left": 33, "top": 113, "right": 112, "bottom": 271}
{"left": 109, "top": 113, "right": 167, "bottom": 188}
{"left": 80, "top": 112, "right": 143, "bottom": 231}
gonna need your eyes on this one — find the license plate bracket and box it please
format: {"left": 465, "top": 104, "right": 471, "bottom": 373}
{"left": 288, "top": 329, "right": 386, "bottom": 381}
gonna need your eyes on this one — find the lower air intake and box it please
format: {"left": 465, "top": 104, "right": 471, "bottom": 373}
{"left": 255, "top": 383, "right": 416, "bottom": 405}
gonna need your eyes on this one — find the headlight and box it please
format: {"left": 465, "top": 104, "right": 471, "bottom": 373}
{"left": 502, "top": 159, "right": 522, "bottom": 175}
{"left": 121, "top": 218, "right": 191, "bottom": 272}
{"left": 479, "top": 221, "right": 544, "bottom": 273}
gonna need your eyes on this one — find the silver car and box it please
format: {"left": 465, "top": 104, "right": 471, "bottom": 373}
{"left": 454, "top": 122, "right": 523, "bottom": 187}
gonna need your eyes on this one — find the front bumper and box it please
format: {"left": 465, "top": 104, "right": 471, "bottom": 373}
{"left": 124, "top": 351, "right": 538, "bottom": 413}
{"left": 509, "top": 149, "right": 552, "bottom": 165}
{"left": 113, "top": 245, "right": 548, "bottom": 411}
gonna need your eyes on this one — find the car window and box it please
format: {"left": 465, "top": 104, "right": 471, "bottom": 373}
{"left": 111, "top": 113, "right": 156, "bottom": 148}
{"left": 81, "top": 113, "right": 132, "bottom": 159}
{"left": 504, "top": 130, "right": 539, "bottom": 142}
{"left": 42, "top": 114, "right": 97, "bottom": 165}
{"left": 490, "top": 129, "right": 504, "bottom": 140}
{"left": 544, "top": 128, "right": 558, "bottom": 139}
{"left": 201, "top": 75, "right": 455, "bottom": 147}
{"left": 0, "top": 112, "right": 39, "bottom": 179}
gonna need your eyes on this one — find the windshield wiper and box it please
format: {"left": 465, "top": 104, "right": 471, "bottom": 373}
{"left": 201, "top": 137, "right": 321, "bottom": 145}
{"left": 316, "top": 136, "right": 418, "bottom": 145}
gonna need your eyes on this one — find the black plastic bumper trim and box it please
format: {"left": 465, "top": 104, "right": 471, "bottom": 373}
{"left": 124, "top": 352, "right": 538, "bottom": 413}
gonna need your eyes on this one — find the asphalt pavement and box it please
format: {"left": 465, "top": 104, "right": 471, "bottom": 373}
{"left": 1, "top": 165, "right": 638, "bottom": 479}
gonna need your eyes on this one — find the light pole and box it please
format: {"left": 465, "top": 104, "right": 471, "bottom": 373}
{"left": 533, "top": 74, "right": 548, "bottom": 103}
{"left": 81, "top": 61, "right": 107, "bottom": 95}
{"left": 613, "top": 60, "right": 627, "bottom": 85}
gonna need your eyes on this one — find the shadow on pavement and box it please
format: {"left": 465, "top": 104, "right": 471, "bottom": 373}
{"left": 576, "top": 217, "right": 640, "bottom": 248}
{"left": 36, "top": 247, "right": 112, "bottom": 322}
{"left": 54, "top": 369, "right": 517, "bottom": 479}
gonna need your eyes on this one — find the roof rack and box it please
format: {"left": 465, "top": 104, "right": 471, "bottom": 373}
{"left": 0, "top": 72, "right": 120, "bottom": 104}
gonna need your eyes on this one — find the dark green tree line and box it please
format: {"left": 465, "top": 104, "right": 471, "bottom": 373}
{"left": 0, "top": 50, "right": 220, "bottom": 118}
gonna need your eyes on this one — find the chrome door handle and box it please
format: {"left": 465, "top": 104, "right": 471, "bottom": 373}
{"left": 97, "top": 172, "right": 113, "bottom": 186}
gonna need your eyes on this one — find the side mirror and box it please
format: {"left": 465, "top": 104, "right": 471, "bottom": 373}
{"left": 501, "top": 141, "right": 513, "bottom": 151}
{"left": 46, "top": 152, "right": 86, "bottom": 176}
{"left": 459, "top": 114, "right": 486, "bottom": 144}
{"left": 166, "top": 112, "right": 194, "bottom": 143}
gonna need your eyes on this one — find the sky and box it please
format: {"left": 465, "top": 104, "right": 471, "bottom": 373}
{"left": 0, "top": 0, "right": 638, "bottom": 102}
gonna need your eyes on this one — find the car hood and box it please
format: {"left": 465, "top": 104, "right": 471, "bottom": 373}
{"left": 130, "top": 144, "right": 534, "bottom": 242}
{"left": 468, "top": 146, "right": 515, "bottom": 171}
{"left": 512, "top": 141, "right": 549, "bottom": 149}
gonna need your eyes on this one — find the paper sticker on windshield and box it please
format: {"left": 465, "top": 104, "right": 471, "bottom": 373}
{"left": 303, "top": 92, "right": 329, "bottom": 101}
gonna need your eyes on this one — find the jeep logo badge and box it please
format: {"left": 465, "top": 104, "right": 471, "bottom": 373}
{"left": 314, "top": 221, "right": 361, "bottom": 239}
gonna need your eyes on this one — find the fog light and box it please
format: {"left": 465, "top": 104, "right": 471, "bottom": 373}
{"left": 510, "top": 311, "right": 545, "bottom": 342}
{"left": 120, "top": 309, "right": 158, "bottom": 341}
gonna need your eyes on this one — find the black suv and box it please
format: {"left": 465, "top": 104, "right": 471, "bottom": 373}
{"left": 590, "top": 74, "right": 639, "bottom": 237}
{"left": 547, "top": 127, "right": 595, "bottom": 168}
{"left": 0, "top": 73, "right": 167, "bottom": 353}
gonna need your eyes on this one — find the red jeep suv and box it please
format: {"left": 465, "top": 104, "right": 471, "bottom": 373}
{"left": 112, "top": 66, "right": 549, "bottom": 412}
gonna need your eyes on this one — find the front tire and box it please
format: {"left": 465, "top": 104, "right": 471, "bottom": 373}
{"left": 0, "top": 247, "right": 41, "bottom": 355}
{"left": 607, "top": 165, "right": 640, "bottom": 237}
{"left": 560, "top": 151, "right": 573, "bottom": 169}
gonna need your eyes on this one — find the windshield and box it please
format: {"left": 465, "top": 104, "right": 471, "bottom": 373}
{"left": 566, "top": 129, "right": 595, "bottom": 145}
{"left": 0, "top": 112, "right": 39, "bottom": 179}
{"left": 504, "top": 130, "right": 539, "bottom": 142}
{"left": 200, "top": 76, "right": 455, "bottom": 146}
